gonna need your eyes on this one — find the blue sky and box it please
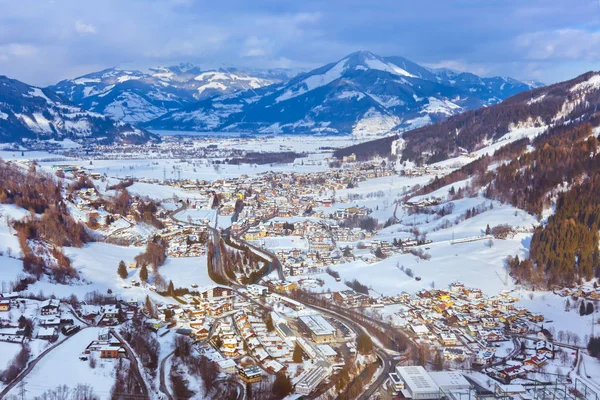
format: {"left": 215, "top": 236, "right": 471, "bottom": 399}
{"left": 1, "top": 0, "right": 599, "bottom": 85}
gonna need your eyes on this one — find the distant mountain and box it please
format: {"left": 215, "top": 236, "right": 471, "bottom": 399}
{"left": 50, "top": 64, "right": 291, "bottom": 123}
{"left": 145, "top": 51, "right": 543, "bottom": 136}
{"left": 0, "top": 75, "right": 157, "bottom": 145}
{"left": 333, "top": 71, "right": 600, "bottom": 163}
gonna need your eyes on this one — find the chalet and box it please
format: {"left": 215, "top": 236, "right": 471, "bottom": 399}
{"left": 535, "top": 340, "right": 554, "bottom": 358}
{"left": 497, "top": 365, "right": 523, "bottom": 383}
{"left": 85, "top": 331, "right": 126, "bottom": 359}
{"left": 40, "top": 299, "right": 60, "bottom": 316}
{"left": 199, "top": 286, "right": 233, "bottom": 299}
{"left": 239, "top": 365, "right": 262, "bottom": 383}
{"left": 524, "top": 355, "right": 547, "bottom": 369}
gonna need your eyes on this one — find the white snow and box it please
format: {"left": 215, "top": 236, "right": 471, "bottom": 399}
{"left": 352, "top": 108, "right": 400, "bottom": 136}
{"left": 5, "top": 327, "right": 117, "bottom": 398}
{"left": 337, "top": 91, "right": 366, "bottom": 101}
{"left": 364, "top": 57, "right": 416, "bottom": 78}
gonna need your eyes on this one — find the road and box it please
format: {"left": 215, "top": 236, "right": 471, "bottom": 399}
{"left": 111, "top": 328, "right": 151, "bottom": 399}
{"left": 174, "top": 202, "right": 396, "bottom": 398}
{"left": 0, "top": 328, "right": 89, "bottom": 399}
{"left": 303, "top": 302, "right": 397, "bottom": 400}
{"left": 159, "top": 350, "right": 175, "bottom": 400}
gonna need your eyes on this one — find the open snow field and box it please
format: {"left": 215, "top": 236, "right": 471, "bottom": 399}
{"left": 315, "top": 233, "right": 529, "bottom": 296}
{"left": 5, "top": 327, "right": 117, "bottom": 398}
{"left": 0, "top": 341, "right": 22, "bottom": 370}
{"left": 177, "top": 208, "right": 217, "bottom": 226}
{"left": 159, "top": 255, "right": 213, "bottom": 289}
{"left": 250, "top": 236, "right": 308, "bottom": 251}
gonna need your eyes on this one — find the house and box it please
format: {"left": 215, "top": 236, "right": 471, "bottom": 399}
{"left": 217, "top": 359, "right": 237, "bottom": 374}
{"left": 443, "top": 348, "right": 466, "bottom": 361}
{"left": 497, "top": 366, "right": 523, "bottom": 383}
{"left": 37, "top": 327, "right": 58, "bottom": 340}
{"left": 239, "top": 366, "right": 262, "bottom": 383}
{"left": 85, "top": 331, "right": 126, "bottom": 359}
{"left": 247, "top": 284, "right": 269, "bottom": 296}
{"left": 439, "top": 331, "right": 457, "bottom": 346}
{"left": 524, "top": 355, "right": 547, "bottom": 369}
{"left": 40, "top": 299, "right": 60, "bottom": 315}
{"left": 535, "top": 340, "right": 554, "bottom": 358}
{"left": 0, "top": 300, "right": 10, "bottom": 312}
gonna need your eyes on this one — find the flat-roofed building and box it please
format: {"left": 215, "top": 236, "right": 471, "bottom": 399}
{"left": 429, "top": 371, "right": 471, "bottom": 392}
{"left": 396, "top": 366, "right": 440, "bottom": 399}
{"left": 295, "top": 366, "right": 327, "bottom": 395}
{"left": 316, "top": 344, "right": 337, "bottom": 362}
{"left": 388, "top": 372, "right": 405, "bottom": 395}
{"left": 298, "top": 315, "right": 335, "bottom": 343}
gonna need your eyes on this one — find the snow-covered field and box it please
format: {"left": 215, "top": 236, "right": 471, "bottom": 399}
{"left": 5, "top": 327, "right": 117, "bottom": 398}
{"left": 159, "top": 255, "right": 213, "bottom": 290}
{"left": 0, "top": 341, "right": 22, "bottom": 370}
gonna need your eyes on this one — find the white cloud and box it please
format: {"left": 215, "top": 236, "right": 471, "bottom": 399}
{"left": 74, "top": 20, "right": 97, "bottom": 35}
{"left": 241, "top": 36, "right": 272, "bottom": 57}
{"left": 423, "top": 59, "right": 489, "bottom": 76}
{"left": 0, "top": 43, "right": 37, "bottom": 60}
{"left": 515, "top": 29, "right": 600, "bottom": 61}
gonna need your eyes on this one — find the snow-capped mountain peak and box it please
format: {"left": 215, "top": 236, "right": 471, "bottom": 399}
{"left": 146, "top": 51, "right": 542, "bottom": 136}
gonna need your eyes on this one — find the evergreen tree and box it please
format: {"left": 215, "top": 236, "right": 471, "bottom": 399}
{"left": 272, "top": 373, "right": 292, "bottom": 399}
{"left": 140, "top": 263, "right": 148, "bottom": 282}
{"left": 433, "top": 351, "right": 444, "bottom": 371}
{"left": 357, "top": 333, "right": 373, "bottom": 354}
{"left": 586, "top": 302, "right": 594, "bottom": 315}
{"left": 118, "top": 260, "right": 128, "bottom": 279}
{"left": 485, "top": 224, "right": 491, "bottom": 235}
{"left": 144, "top": 295, "right": 154, "bottom": 317}
{"left": 293, "top": 343, "right": 303, "bottom": 363}
{"left": 265, "top": 312, "right": 274, "bottom": 331}
{"left": 168, "top": 280, "right": 175, "bottom": 296}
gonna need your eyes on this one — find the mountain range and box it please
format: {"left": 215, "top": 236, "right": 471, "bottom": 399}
{"left": 0, "top": 75, "right": 157, "bottom": 145}
{"left": 144, "top": 51, "right": 543, "bottom": 135}
{"left": 50, "top": 63, "right": 295, "bottom": 124}
{"left": 0, "top": 52, "right": 544, "bottom": 145}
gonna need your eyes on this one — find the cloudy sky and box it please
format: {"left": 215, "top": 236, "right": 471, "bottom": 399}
{"left": 1, "top": 0, "right": 599, "bottom": 86}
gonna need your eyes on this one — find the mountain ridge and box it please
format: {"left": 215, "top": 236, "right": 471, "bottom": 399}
{"left": 145, "top": 50, "right": 543, "bottom": 136}
{"left": 0, "top": 75, "right": 158, "bottom": 145}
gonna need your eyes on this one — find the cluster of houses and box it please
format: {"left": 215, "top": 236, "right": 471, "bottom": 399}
{"left": 157, "top": 224, "right": 209, "bottom": 258}
{"left": 0, "top": 297, "right": 70, "bottom": 344}
{"left": 362, "top": 283, "right": 547, "bottom": 374}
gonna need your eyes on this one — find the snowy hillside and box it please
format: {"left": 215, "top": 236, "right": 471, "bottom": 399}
{"left": 50, "top": 64, "right": 282, "bottom": 123}
{"left": 146, "top": 51, "right": 542, "bottom": 136}
{"left": 0, "top": 75, "right": 158, "bottom": 145}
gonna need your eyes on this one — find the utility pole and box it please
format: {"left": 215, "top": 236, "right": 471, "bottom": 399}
{"left": 18, "top": 381, "right": 27, "bottom": 400}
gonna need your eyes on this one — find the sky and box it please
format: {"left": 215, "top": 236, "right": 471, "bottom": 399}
{"left": 1, "top": 0, "right": 600, "bottom": 86}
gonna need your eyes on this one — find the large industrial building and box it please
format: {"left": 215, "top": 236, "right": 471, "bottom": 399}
{"left": 395, "top": 366, "right": 440, "bottom": 399}
{"left": 298, "top": 315, "right": 336, "bottom": 343}
{"left": 392, "top": 367, "right": 473, "bottom": 399}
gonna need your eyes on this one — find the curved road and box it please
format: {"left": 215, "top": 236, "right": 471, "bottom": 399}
{"left": 110, "top": 329, "right": 151, "bottom": 398}
{"left": 0, "top": 328, "right": 90, "bottom": 399}
{"left": 159, "top": 350, "right": 175, "bottom": 400}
